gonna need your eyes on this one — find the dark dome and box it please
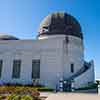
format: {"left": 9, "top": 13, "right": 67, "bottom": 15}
{"left": 0, "top": 34, "right": 19, "bottom": 40}
{"left": 38, "top": 12, "right": 83, "bottom": 39}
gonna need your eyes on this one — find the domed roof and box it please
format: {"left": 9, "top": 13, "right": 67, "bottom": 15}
{"left": 0, "top": 34, "right": 19, "bottom": 40}
{"left": 38, "top": 12, "right": 83, "bottom": 39}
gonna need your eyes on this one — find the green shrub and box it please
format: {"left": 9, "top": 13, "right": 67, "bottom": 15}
{"left": 0, "top": 95, "right": 7, "bottom": 99}
{"left": 37, "top": 87, "right": 54, "bottom": 92}
{"left": 0, "top": 86, "right": 37, "bottom": 94}
{"left": 7, "top": 94, "right": 34, "bottom": 100}
{"left": 20, "top": 95, "right": 33, "bottom": 100}
{"left": 7, "top": 94, "right": 20, "bottom": 100}
{"left": 0, "top": 85, "right": 53, "bottom": 95}
{"left": 75, "top": 83, "right": 98, "bottom": 90}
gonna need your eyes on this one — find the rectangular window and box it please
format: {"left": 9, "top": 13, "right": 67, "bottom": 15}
{"left": 32, "top": 59, "right": 40, "bottom": 79}
{"left": 71, "top": 63, "right": 74, "bottom": 73}
{"left": 12, "top": 60, "right": 21, "bottom": 78}
{"left": 0, "top": 60, "right": 3, "bottom": 78}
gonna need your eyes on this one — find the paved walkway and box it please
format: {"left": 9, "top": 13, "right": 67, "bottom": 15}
{"left": 40, "top": 92, "right": 100, "bottom": 100}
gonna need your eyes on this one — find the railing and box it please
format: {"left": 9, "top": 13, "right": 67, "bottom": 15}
{"left": 66, "top": 61, "right": 91, "bottom": 81}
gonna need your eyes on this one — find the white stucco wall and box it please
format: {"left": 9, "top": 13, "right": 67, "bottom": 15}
{"left": 63, "top": 36, "right": 84, "bottom": 79}
{"left": 0, "top": 36, "right": 65, "bottom": 88}
{"left": 0, "top": 35, "right": 95, "bottom": 89}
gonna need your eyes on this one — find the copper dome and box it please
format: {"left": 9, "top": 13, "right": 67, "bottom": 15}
{"left": 38, "top": 12, "right": 83, "bottom": 39}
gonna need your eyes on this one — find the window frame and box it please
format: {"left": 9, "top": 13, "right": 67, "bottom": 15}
{"left": 71, "top": 63, "right": 74, "bottom": 73}
{"left": 32, "top": 59, "right": 40, "bottom": 79}
{"left": 0, "top": 60, "right": 3, "bottom": 78}
{"left": 12, "top": 60, "right": 21, "bottom": 79}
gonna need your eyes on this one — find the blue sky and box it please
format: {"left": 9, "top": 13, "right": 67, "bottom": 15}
{"left": 0, "top": 0, "right": 100, "bottom": 79}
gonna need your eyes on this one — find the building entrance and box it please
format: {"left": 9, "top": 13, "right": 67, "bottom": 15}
{"left": 63, "top": 80, "right": 71, "bottom": 92}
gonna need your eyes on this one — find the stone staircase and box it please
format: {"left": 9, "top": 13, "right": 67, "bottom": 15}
{"left": 67, "top": 61, "right": 91, "bottom": 81}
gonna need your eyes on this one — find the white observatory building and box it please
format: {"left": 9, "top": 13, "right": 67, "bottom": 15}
{"left": 0, "top": 12, "right": 95, "bottom": 90}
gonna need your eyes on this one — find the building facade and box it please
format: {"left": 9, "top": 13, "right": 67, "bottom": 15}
{"left": 0, "top": 12, "right": 95, "bottom": 89}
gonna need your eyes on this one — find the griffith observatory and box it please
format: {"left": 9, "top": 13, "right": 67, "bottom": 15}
{"left": 0, "top": 12, "right": 95, "bottom": 90}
